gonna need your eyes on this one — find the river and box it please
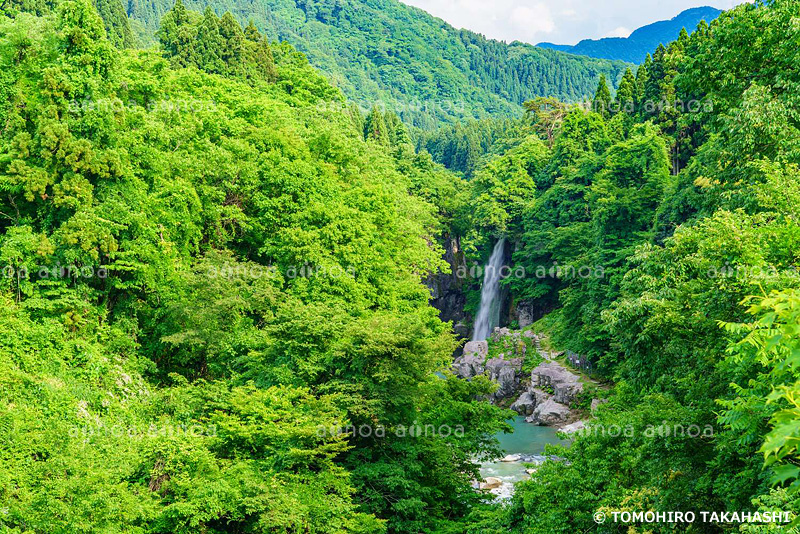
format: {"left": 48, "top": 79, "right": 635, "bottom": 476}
{"left": 479, "top": 416, "right": 568, "bottom": 499}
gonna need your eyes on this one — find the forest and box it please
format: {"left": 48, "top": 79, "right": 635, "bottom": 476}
{"left": 0, "top": 0, "right": 799, "bottom": 532}
{"left": 121, "top": 0, "right": 631, "bottom": 127}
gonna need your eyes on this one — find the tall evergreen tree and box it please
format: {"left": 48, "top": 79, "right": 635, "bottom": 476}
{"left": 635, "top": 54, "right": 651, "bottom": 108}
{"left": 195, "top": 7, "right": 224, "bottom": 74}
{"left": 156, "top": 0, "right": 197, "bottom": 67}
{"left": 364, "top": 107, "right": 389, "bottom": 145}
{"left": 218, "top": 12, "right": 245, "bottom": 74}
{"left": 592, "top": 74, "right": 612, "bottom": 117}
{"left": 614, "top": 68, "right": 637, "bottom": 114}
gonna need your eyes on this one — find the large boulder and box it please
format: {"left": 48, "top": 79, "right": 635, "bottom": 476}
{"left": 526, "top": 399, "right": 571, "bottom": 426}
{"left": 530, "top": 361, "right": 579, "bottom": 387}
{"left": 486, "top": 357, "right": 522, "bottom": 400}
{"left": 554, "top": 381, "right": 583, "bottom": 405}
{"left": 452, "top": 340, "right": 489, "bottom": 378}
{"left": 480, "top": 477, "right": 503, "bottom": 490}
{"left": 530, "top": 361, "right": 583, "bottom": 405}
{"left": 463, "top": 340, "right": 489, "bottom": 358}
{"left": 510, "top": 391, "right": 536, "bottom": 415}
{"left": 452, "top": 353, "right": 484, "bottom": 379}
{"left": 560, "top": 420, "right": 586, "bottom": 434}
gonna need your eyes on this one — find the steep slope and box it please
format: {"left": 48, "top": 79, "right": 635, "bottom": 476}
{"left": 125, "top": 0, "right": 630, "bottom": 127}
{"left": 1, "top": 0, "right": 135, "bottom": 46}
{"left": 538, "top": 6, "right": 721, "bottom": 63}
{"left": 0, "top": 1, "right": 513, "bottom": 532}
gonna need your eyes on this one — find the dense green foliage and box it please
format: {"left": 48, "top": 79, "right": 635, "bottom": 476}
{"left": 454, "top": 0, "right": 800, "bottom": 531}
{"left": 123, "top": 0, "right": 630, "bottom": 127}
{"left": 0, "top": 2, "right": 512, "bottom": 532}
{"left": 0, "top": 0, "right": 134, "bottom": 46}
{"left": 4, "top": 0, "right": 800, "bottom": 531}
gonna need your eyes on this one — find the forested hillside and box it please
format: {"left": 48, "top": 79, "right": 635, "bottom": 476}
{"left": 0, "top": 2, "right": 510, "bottom": 532}
{"left": 0, "top": 0, "right": 135, "bottom": 46}
{"left": 3, "top": 0, "right": 800, "bottom": 532}
{"left": 539, "top": 6, "right": 721, "bottom": 63}
{"left": 123, "top": 0, "right": 630, "bottom": 127}
{"left": 451, "top": 0, "right": 800, "bottom": 530}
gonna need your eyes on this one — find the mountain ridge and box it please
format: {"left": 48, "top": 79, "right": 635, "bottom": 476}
{"left": 538, "top": 6, "right": 722, "bottom": 63}
{"left": 125, "top": 0, "right": 630, "bottom": 127}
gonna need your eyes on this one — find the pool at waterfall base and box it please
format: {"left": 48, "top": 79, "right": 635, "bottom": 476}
{"left": 479, "top": 416, "right": 569, "bottom": 500}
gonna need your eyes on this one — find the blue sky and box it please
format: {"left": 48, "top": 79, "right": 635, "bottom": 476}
{"left": 401, "top": 0, "right": 748, "bottom": 46}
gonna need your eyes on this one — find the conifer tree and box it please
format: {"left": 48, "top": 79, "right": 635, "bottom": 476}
{"left": 592, "top": 74, "right": 612, "bottom": 117}
{"left": 364, "top": 106, "right": 389, "bottom": 145}
{"left": 615, "top": 68, "right": 637, "bottom": 114}
{"left": 195, "top": 7, "right": 224, "bottom": 74}
{"left": 157, "top": 0, "right": 197, "bottom": 67}
{"left": 635, "top": 54, "right": 651, "bottom": 110}
{"left": 218, "top": 12, "right": 244, "bottom": 75}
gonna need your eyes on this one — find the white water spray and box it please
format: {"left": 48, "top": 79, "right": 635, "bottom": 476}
{"left": 472, "top": 238, "right": 506, "bottom": 341}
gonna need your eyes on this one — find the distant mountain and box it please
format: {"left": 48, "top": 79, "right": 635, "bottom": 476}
{"left": 125, "top": 0, "right": 630, "bottom": 128}
{"left": 538, "top": 6, "right": 722, "bottom": 63}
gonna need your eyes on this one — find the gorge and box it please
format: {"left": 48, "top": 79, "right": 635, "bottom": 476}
{"left": 3, "top": 0, "right": 800, "bottom": 532}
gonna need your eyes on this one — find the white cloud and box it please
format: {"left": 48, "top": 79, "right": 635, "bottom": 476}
{"left": 510, "top": 4, "right": 556, "bottom": 41}
{"left": 603, "top": 26, "right": 632, "bottom": 38}
{"left": 400, "top": 0, "right": 750, "bottom": 45}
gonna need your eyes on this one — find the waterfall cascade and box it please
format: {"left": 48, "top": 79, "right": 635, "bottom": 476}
{"left": 472, "top": 238, "right": 506, "bottom": 341}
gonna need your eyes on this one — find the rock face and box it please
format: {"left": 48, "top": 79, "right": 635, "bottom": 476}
{"left": 452, "top": 341, "right": 487, "bottom": 379}
{"left": 529, "top": 361, "right": 583, "bottom": 406}
{"left": 463, "top": 340, "right": 489, "bottom": 359}
{"left": 518, "top": 361, "right": 584, "bottom": 425}
{"left": 452, "top": 329, "right": 531, "bottom": 402}
{"left": 486, "top": 357, "right": 522, "bottom": 400}
{"left": 453, "top": 328, "right": 592, "bottom": 428}
{"left": 526, "top": 398, "right": 571, "bottom": 426}
{"left": 513, "top": 301, "right": 536, "bottom": 329}
{"left": 426, "top": 234, "right": 469, "bottom": 338}
{"left": 510, "top": 391, "right": 536, "bottom": 416}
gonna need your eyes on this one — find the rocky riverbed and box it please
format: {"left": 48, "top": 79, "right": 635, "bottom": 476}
{"left": 477, "top": 417, "right": 566, "bottom": 500}
{"left": 454, "top": 327, "right": 594, "bottom": 427}
{"left": 454, "top": 327, "right": 603, "bottom": 498}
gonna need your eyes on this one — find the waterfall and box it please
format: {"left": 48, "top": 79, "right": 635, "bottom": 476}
{"left": 472, "top": 238, "right": 506, "bottom": 341}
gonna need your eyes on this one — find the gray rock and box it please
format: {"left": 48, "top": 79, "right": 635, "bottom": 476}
{"left": 515, "top": 301, "right": 536, "bottom": 329}
{"left": 452, "top": 340, "right": 489, "bottom": 378}
{"left": 530, "top": 361, "right": 580, "bottom": 388}
{"left": 560, "top": 420, "right": 586, "bottom": 434}
{"left": 530, "top": 361, "right": 583, "bottom": 405}
{"left": 530, "top": 388, "right": 552, "bottom": 405}
{"left": 452, "top": 353, "right": 484, "bottom": 379}
{"left": 554, "top": 381, "right": 584, "bottom": 405}
{"left": 486, "top": 357, "right": 522, "bottom": 400}
{"left": 510, "top": 391, "right": 536, "bottom": 416}
{"left": 526, "top": 399, "right": 571, "bottom": 426}
{"left": 463, "top": 340, "right": 488, "bottom": 358}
